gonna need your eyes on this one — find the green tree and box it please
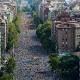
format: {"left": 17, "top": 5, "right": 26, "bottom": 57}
{"left": 22, "top": 7, "right": 30, "bottom": 12}
{"left": 7, "top": 13, "right": 21, "bottom": 51}
{"left": 49, "top": 54, "right": 79, "bottom": 80}
{"left": 36, "top": 20, "right": 51, "bottom": 39}
{"left": 7, "top": 22, "right": 18, "bottom": 50}
{"left": 32, "top": 11, "right": 43, "bottom": 27}
{"left": 59, "top": 54, "right": 79, "bottom": 80}
{"left": 5, "top": 56, "right": 16, "bottom": 73}
{"left": 0, "top": 74, "right": 13, "bottom": 80}
{"left": 36, "top": 20, "right": 56, "bottom": 52}
{"left": 49, "top": 54, "right": 60, "bottom": 70}
{"left": 12, "top": 15, "right": 21, "bottom": 33}
{"left": 31, "top": 6, "right": 36, "bottom": 12}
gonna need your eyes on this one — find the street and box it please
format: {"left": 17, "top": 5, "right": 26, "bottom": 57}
{"left": 14, "top": 13, "right": 54, "bottom": 80}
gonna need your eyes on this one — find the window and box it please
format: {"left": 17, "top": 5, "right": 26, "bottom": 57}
{"left": 66, "top": 44, "right": 68, "bottom": 50}
{"left": 62, "top": 42, "right": 64, "bottom": 44}
{"left": 66, "top": 42, "right": 68, "bottom": 44}
{"left": 62, "top": 29, "right": 65, "bottom": 31}
{"left": 77, "top": 35, "right": 80, "bottom": 38}
{"left": 65, "top": 29, "right": 68, "bottom": 32}
{"left": 62, "top": 44, "right": 64, "bottom": 48}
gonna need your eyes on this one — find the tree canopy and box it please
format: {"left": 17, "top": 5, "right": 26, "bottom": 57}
{"left": 5, "top": 56, "right": 16, "bottom": 73}
{"left": 36, "top": 20, "right": 56, "bottom": 52}
{"left": 49, "top": 53, "right": 79, "bottom": 80}
{"left": 7, "top": 14, "right": 20, "bottom": 51}
{"left": 32, "top": 11, "right": 43, "bottom": 27}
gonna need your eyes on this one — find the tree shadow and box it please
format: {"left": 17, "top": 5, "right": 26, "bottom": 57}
{"left": 28, "top": 45, "right": 49, "bottom": 56}
{"left": 35, "top": 71, "right": 54, "bottom": 78}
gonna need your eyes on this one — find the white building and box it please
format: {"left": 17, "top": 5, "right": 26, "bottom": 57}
{"left": 39, "top": 0, "right": 66, "bottom": 21}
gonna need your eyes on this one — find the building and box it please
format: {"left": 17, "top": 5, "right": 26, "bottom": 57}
{"left": 39, "top": 0, "right": 67, "bottom": 21}
{"left": 74, "top": 23, "right": 80, "bottom": 48}
{"left": 39, "top": 1, "right": 50, "bottom": 21}
{"left": 0, "top": 0, "right": 17, "bottom": 68}
{"left": 0, "top": 0, "right": 17, "bottom": 54}
{"left": 0, "top": 15, "right": 7, "bottom": 53}
{"left": 0, "top": 0, "right": 17, "bottom": 16}
{"left": 52, "top": 11, "right": 80, "bottom": 52}
{"left": 55, "top": 12, "right": 75, "bottom": 52}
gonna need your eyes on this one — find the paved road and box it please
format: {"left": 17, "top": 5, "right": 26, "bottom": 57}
{"left": 14, "top": 13, "right": 54, "bottom": 80}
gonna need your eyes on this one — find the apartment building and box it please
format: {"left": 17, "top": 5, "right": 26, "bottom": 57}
{"left": 0, "top": 0, "right": 17, "bottom": 17}
{"left": 52, "top": 11, "right": 80, "bottom": 52}
{"left": 0, "top": 0, "right": 17, "bottom": 55}
{"left": 39, "top": 0, "right": 67, "bottom": 21}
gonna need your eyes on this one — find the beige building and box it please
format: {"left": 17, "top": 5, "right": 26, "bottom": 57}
{"left": 52, "top": 11, "right": 80, "bottom": 52}
{"left": 74, "top": 23, "right": 80, "bottom": 48}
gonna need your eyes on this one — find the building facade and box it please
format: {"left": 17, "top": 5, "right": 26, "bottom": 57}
{"left": 0, "top": 15, "right": 7, "bottom": 54}
{"left": 52, "top": 11, "right": 80, "bottom": 52}
{"left": 0, "top": 0, "right": 17, "bottom": 55}
{"left": 39, "top": 0, "right": 67, "bottom": 21}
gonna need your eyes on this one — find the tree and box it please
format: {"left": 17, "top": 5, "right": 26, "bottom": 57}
{"left": 22, "top": 7, "right": 31, "bottom": 12}
{"left": 59, "top": 54, "right": 79, "bottom": 80}
{"left": 0, "top": 74, "right": 13, "bottom": 80}
{"left": 0, "top": 70, "right": 3, "bottom": 77}
{"left": 0, "top": 56, "right": 16, "bottom": 80}
{"left": 49, "top": 54, "right": 60, "bottom": 80}
{"left": 7, "top": 22, "right": 18, "bottom": 50}
{"left": 36, "top": 20, "right": 56, "bottom": 52}
{"left": 7, "top": 14, "right": 21, "bottom": 51}
{"left": 12, "top": 15, "right": 21, "bottom": 33}
{"left": 49, "top": 53, "right": 79, "bottom": 80}
{"left": 36, "top": 20, "right": 51, "bottom": 39}
{"left": 31, "top": 6, "right": 36, "bottom": 12}
{"left": 32, "top": 11, "right": 43, "bottom": 27}
{"left": 49, "top": 54, "right": 60, "bottom": 70}
{"left": 5, "top": 56, "right": 16, "bottom": 73}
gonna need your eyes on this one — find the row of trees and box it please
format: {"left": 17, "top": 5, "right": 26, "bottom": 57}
{"left": 0, "top": 14, "right": 20, "bottom": 79}
{"left": 32, "top": 6, "right": 79, "bottom": 80}
{"left": 0, "top": 10, "right": 22, "bottom": 80}
{"left": 31, "top": 7, "right": 56, "bottom": 52}
{"left": 6, "top": 14, "right": 20, "bottom": 51}
{"left": 49, "top": 53, "right": 79, "bottom": 80}
{"left": 32, "top": 11, "right": 43, "bottom": 27}
{"left": 36, "top": 20, "right": 56, "bottom": 52}
{"left": 0, "top": 56, "right": 16, "bottom": 80}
